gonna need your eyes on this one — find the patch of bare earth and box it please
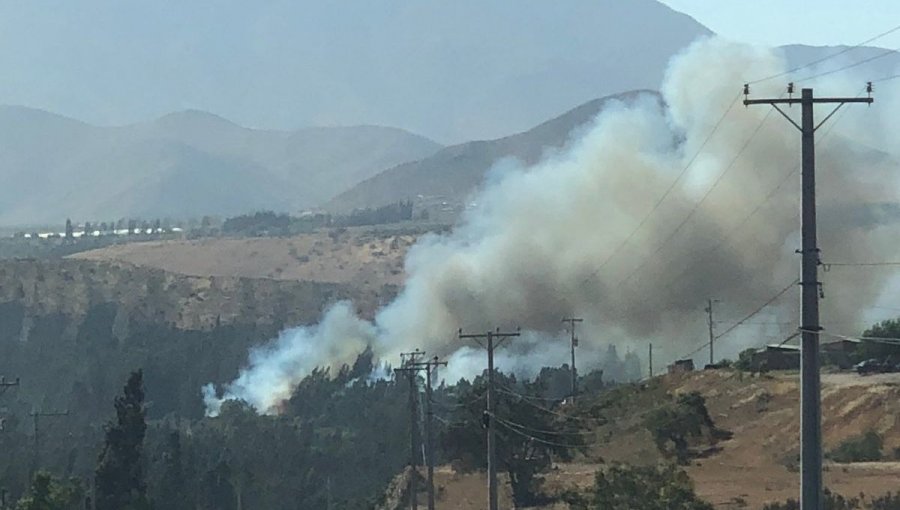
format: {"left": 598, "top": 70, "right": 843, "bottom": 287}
{"left": 70, "top": 228, "right": 415, "bottom": 290}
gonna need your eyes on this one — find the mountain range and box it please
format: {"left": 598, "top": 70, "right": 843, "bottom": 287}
{"left": 0, "top": 107, "right": 440, "bottom": 225}
{"left": 0, "top": 0, "right": 897, "bottom": 225}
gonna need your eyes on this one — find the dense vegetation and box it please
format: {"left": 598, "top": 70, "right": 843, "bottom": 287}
{"left": 219, "top": 202, "right": 417, "bottom": 237}
{"left": 828, "top": 430, "right": 884, "bottom": 463}
{"left": 0, "top": 288, "right": 641, "bottom": 509}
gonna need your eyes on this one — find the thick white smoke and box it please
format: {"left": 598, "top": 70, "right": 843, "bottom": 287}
{"left": 205, "top": 37, "right": 900, "bottom": 415}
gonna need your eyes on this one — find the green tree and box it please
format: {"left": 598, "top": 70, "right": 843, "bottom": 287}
{"left": 95, "top": 370, "right": 149, "bottom": 510}
{"left": 644, "top": 392, "right": 724, "bottom": 464}
{"left": 440, "top": 370, "right": 583, "bottom": 506}
{"left": 590, "top": 463, "right": 712, "bottom": 510}
{"left": 856, "top": 318, "right": 900, "bottom": 362}
{"left": 151, "top": 430, "right": 191, "bottom": 510}
{"left": 15, "top": 472, "right": 84, "bottom": 510}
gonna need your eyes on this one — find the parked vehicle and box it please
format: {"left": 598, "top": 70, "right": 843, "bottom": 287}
{"left": 855, "top": 359, "right": 884, "bottom": 375}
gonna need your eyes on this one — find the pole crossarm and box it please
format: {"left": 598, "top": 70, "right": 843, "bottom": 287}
{"left": 743, "top": 97, "right": 873, "bottom": 105}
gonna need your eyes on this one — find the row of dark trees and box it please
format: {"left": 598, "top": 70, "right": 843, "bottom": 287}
{"left": 219, "top": 201, "right": 417, "bottom": 238}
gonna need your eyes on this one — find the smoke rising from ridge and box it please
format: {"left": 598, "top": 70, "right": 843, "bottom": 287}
{"left": 204, "top": 38, "right": 900, "bottom": 415}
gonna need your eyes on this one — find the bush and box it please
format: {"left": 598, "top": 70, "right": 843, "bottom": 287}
{"left": 644, "top": 392, "right": 724, "bottom": 464}
{"left": 589, "top": 463, "right": 713, "bottom": 510}
{"left": 763, "top": 489, "right": 861, "bottom": 510}
{"left": 735, "top": 348, "right": 757, "bottom": 371}
{"left": 828, "top": 430, "right": 883, "bottom": 463}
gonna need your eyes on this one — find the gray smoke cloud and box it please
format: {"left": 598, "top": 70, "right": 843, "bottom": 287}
{"left": 204, "top": 37, "right": 900, "bottom": 415}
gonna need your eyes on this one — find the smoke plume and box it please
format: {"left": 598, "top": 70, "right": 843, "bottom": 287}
{"left": 205, "top": 37, "right": 900, "bottom": 415}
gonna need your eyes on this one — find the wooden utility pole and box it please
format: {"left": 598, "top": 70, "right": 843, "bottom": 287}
{"left": 744, "top": 82, "right": 873, "bottom": 510}
{"left": 418, "top": 357, "right": 448, "bottom": 510}
{"left": 30, "top": 408, "right": 69, "bottom": 476}
{"left": 705, "top": 299, "right": 718, "bottom": 366}
{"left": 561, "top": 318, "right": 583, "bottom": 401}
{"left": 648, "top": 343, "right": 653, "bottom": 378}
{"left": 459, "top": 327, "right": 520, "bottom": 510}
{"left": 395, "top": 349, "right": 426, "bottom": 510}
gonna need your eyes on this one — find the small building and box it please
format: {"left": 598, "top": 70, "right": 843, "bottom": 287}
{"left": 822, "top": 338, "right": 861, "bottom": 369}
{"left": 749, "top": 344, "right": 800, "bottom": 371}
{"left": 668, "top": 359, "right": 695, "bottom": 374}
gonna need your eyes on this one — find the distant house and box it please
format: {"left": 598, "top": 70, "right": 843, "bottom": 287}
{"left": 668, "top": 359, "right": 695, "bottom": 374}
{"left": 822, "top": 338, "right": 861, "bottom": 369}
{"left": 749, "top": 344, "right": 801, "bottom": 371}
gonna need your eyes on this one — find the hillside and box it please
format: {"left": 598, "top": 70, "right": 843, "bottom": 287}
{"left": 383, "top": 370, "right": 900, "bottom": 509}
{"left": 70, "top": 227, "right": 420, "bottom": 291}
{"left": 0, "top": 106, "right": 440, "bottom": 225}
{"left": 327, "top": 91, "right": 658, "bottom": 212}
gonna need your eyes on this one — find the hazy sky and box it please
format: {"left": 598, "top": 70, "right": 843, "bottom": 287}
{"left": 0, "top": 0, "right": 894, "bottom": 141}
{"left": 660, "top": 1, "right": 900, "bottom": 47}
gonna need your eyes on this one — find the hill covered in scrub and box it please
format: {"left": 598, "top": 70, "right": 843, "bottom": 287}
{"left": 385, "top": 370, "right": 900, "bottom": 509}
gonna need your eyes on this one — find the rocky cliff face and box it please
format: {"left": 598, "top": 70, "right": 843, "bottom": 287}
{"left": 0, "top": 258, "right": 389, "bottom": 333}
{"left": 0, "top": 258, "right": 394, "bottom": 424}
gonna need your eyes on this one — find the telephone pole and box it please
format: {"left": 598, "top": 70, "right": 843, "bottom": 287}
{"left": 744, "top": 83, "right": 873, "bottom": 510}
{"left": 459, "top": 327, "right": 520, "bottom": 510}
{"left": 705, "top": 299, "right": 718, "bottom": 366}
{"left": 399, "top": 355, "right": 448, "bottom": 510}
{"left": 395, "top": 349, "right": 426, "bottom": 510}
{"left": 0, "top": 376, "right": 19, "bottom": 396}
{"left": 648, "top": 343, "right": 653, "bottom": 378}
{"left": 420, "top": 357, "right": 447, "bottom": 510}
{"left": 561, "top": 318, "right": 583, "bottom": 401}
{"left": 30, "top": 408, "right": 69, "bottom": 476}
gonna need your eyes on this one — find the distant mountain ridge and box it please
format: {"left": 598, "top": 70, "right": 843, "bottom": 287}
{"left": 0, "top": 106, "right": 441, "bottom": 225}
{"left": 326, "top": 90, "right": 659, "bottom": 212}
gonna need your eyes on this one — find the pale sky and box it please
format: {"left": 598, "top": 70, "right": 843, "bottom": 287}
{"left": 660, "top": 1, "right": 900, "bottom": 47}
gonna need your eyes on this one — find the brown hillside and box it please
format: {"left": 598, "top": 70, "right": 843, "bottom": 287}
{"left": 404, "top": 370, "right": 900, "bottom": 509}
{"left": 71, "top": 228, "right": 416, "bottom": 292}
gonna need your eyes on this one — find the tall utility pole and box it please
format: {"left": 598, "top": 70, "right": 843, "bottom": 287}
{"left": 648, "top": 343, "right": 653, "bottom": 378}
{"left": 705, "top": 299, "right": 718, "bottom": 366}
{"left": 561, "top": 318, "right": 583, "bottom": 401}
{"left": 395, "top": 349, "right": 426, "bottom": 510}
{"left": 744, "top": 83, "right": 873, "bottom": 510}
{"left": 421, "top": 356, "right": 447, "bottom": 510}
{"left": 30, "top": 408, "right": 69, "bottom": 476}
{"left": 399, "top": 355, "right": 448, "bottom": 510}
{"left": 459, "top": 327, "right": 520, "bottom": 510}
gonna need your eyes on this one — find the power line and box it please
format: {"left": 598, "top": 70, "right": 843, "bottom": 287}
{"left": 615, "top": 106, "right": 776, "bottom": 288}
{"left": 796, "top": 45, "right": 900, "bottom": 83}
{"left": 823, "top": 261, "right": 900, "bottom": 268}
{"left": 748, "top": 23, "right": 900, "bottom": 85}
{"left": 715, "top": 279, "right": 800, "bottom": 340}
{"left": 495, "top": 386, "right": 596, "bottom": 423}
{"left": 492, "top": 415, "right": 607, "bottom": 449}
{"left": 490, "top": 415, "right": 597, "bottom": 437}
{"left": 580, "top": 92, "right": 742, "bottom": 285}
{"left": 651, "top": 87, "right": 855, "bottom": 296}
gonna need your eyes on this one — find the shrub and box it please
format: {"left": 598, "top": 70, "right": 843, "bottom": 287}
{"left": 763, "top": 489, "right": 861, "bottom": 510}
{"left": 590, "top": 463, "right": 713, "bottom": 510}
{"left": 828, "top": 430, "right": 883, "bottom": 463}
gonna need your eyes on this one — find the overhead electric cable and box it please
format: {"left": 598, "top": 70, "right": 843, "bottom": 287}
{"left": 715, "top": 279, "right": 800, "bottom": 340}
{"left": 581, "top": 92, "right": 742, "bottom": 284}
{"left": 748, "top": 23, "right": 900, "bottom": 84}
